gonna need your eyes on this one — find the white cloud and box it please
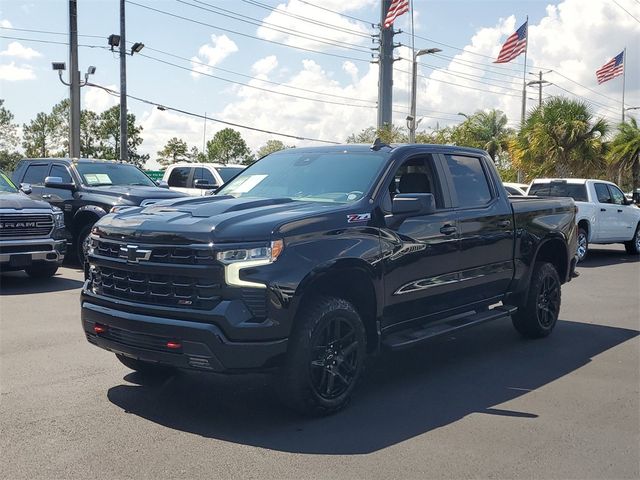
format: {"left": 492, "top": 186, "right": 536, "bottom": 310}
{"left": 0, "top": 62, "right": 35, "bottom": 81}
{"left": 190, "top": 34, "right": 238, "bottom": 78}
{"left": 83, "top": 84, "right": 119, "bottom": 113}
{"left": 0, "top": 19, "right": 12, "bottom": 28}
{"left": 252, "top": 55, "right": 278, "bottom": 76}
{"left": 0, "top": 41, "right": 42, "bottom": 60}
{"left": 256, "top": 0, "right": 374, "bottom": 51}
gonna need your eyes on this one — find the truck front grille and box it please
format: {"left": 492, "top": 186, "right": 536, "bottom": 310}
{"left": 91, "top": 265, "right": 222, "bottom": 310}
{"left": 94, "top": 239, "right": 216, "bottom": 265}
{"left": 0, "top": 214, "right": 53, "bottom": 238}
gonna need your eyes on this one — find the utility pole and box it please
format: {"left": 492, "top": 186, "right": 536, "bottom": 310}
{"left": 377, "top": 0, "right": 395, "bottom": 129}
{"left": 527, "top": 70, "right": 551, "bottom": 107}
{"left": 68, "top": 0, "right": 81, "bottom": 158}
{"left": 119, "top": 0, "right": 128, "bottom": 162}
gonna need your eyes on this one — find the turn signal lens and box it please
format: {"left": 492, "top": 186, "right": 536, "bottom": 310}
{"left": 270, "top": 239, "right": 284, "bottom": 261}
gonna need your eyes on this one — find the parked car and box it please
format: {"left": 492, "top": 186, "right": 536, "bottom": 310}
{"left": 12, "top": 158, "right": 187, "bottom": 262}
{"left": 162, "top": 163, "right": 244, "bottom": 196}
{"left": 82, "top": 143, "right": 577, "bottom": 415}
{"left": 503, "top": 182, "right": 529, "bottom": 196}
{"left": 0, "top": 170, "right": 67, "bottom": 278}
{"left": 528, "top": 178, "right": 640, "bottom": 261}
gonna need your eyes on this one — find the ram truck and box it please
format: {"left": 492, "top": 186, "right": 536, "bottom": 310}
{"left": 82, "top": 143, "right": 578, "bottom": 415}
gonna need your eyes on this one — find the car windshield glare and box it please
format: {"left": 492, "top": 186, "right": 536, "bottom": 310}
{"left": 75, "top": 163, "right": 156, "bottom": 187}
{"left": 216, "top": 150, "right": 389, "bottom": 203}
{"left": 0, "top": 171, "right": 18, "bottom": 193}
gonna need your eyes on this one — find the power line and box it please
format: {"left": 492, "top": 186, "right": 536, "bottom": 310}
{"left": 86, "top": 82, "right": 342, "bottom": 144}
{"left": 178, "top": 0, "right": 372, "bottom": 53}
{"left": 550, "top": 70, "right": 624, "bottom": 107}
{"left": 295, "top": 0, "right": 376, "bottom": 26}
{"left": 0, "top": 34, "right": 107, "bottom": 49}
{"left": 127, "top": 1, "right": 371, "bottom": 64}
{"left": 612, "top": 0, "right": 640, "bottom": 23}
{"left": 0, "top": 26, "right": 105, "bottom": 39}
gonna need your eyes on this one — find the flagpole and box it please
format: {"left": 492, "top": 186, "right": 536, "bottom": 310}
{"left": 518, "top": 16, "right": 528, "bottom": 183}
{"left": 622, "top": 47, "right": 626, "bottom": 123}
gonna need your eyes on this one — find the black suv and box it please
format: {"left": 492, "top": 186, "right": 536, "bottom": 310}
{"left": 12, "top": 158, "right": 186, "bottom": 262}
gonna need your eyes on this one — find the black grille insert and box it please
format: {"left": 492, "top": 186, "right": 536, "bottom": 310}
{"left": 0, "top": 214, "right": 53, "bottom": 238}
{"left": 93, "top": 239, "right": 216, "bottom": 265}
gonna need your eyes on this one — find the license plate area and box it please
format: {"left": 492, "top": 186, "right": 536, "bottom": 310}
{"left": 9, "top": 254, "right": 32, "bottom": 267}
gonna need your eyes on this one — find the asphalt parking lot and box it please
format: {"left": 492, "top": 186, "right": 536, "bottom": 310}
{"left": 1, "top": 245, "right": 638, "bottom": 479}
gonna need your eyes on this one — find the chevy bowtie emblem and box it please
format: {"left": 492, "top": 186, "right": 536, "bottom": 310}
{"left": 119, "top": 245, "right": 152, "bottom": 263}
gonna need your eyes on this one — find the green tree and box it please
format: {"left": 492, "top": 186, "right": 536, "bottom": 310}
{"left": 346, "top": 124, "right": 408, "bottom": 144}
{"left": 80, "top": 110, "right": 101, "bottom": 158}
{"left": 454, "top": 109, "right": 514, "bottom": 162}
{"left": 0, "top": 100, "right": 22, "bottom": 171}
{"left": 189, "top": 145, "right": 207, "bottom": 163}
{"left": 415, "top": 126, "right": 454, "bottom": 145}
{"left": 206, "top": 128, "right": 250, "bottom": 165}
{"left": 511, "top": 97, "right": 609, "bottom": 179}
{"left": 22, "top": 111, "right": 63, "bottom": 158}
{"left": 97, "top": 106, "right": 149, "bottom": 166}
{"left": 157, "top": 137, "right": 189, "bottom": 166}
{"left": 607, "top": 117, "right": 640, "bottom": 191}
{"left": 256, "top": 139, "right": 292, "bottom": 158}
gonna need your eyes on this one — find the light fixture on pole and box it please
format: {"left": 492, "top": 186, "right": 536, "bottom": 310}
{"left": 408, "top": 47, "right": 442, "bottom": 143}
{"left": 53, "top": 63, "right": 96, "bottom": 87}
{"left": 457, "top": 112, "right": 469, "bottom": 120}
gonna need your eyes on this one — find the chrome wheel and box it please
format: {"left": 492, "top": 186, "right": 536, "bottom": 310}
{"left": 536, "top": 275, "right": 560, "bottom": 328}
{"left": 309, "top": 317, "right": 360, "bottom": 400}
{"left": 635, "top": 229, "right": 640, "bottom": 251}
{"left": 576, "top": 230, "right": 588, "bottom": 261}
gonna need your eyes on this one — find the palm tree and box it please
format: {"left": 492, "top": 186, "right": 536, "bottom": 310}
{"left": 511, "top": 97, "right": 609, "bottom": 179}
{"left": 607, "top": 117, "right": 640, "bottom": 191}
{"left": 468, "top": 109, "right": 513, "bottom": 162}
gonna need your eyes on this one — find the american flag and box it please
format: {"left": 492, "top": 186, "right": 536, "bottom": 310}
{"left": 596, "top": 51, "right": 624, "bottom": 84}
{"left": 494, "top": 21, "right": 528, "bottom": 63}
{"left": 383, "top": 0, "right": 409, "bottom": 29}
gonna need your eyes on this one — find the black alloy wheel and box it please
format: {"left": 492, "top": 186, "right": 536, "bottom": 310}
{"left": 536, "top": 274, "right": 560, "bottom": 328}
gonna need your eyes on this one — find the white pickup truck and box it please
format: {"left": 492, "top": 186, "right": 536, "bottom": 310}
{"left": 528, "top": 178, "right": 640, "bottom": 261}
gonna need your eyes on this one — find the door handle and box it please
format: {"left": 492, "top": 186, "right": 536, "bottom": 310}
{"left": 600, "top": 208, "right": 606, "bottom": 212}
{"left": 440, "top": 225, "right": 457, "bottom": 235}
{"left": 617, "top": 209, "right": 623, "bottom": 213}
{"left": 497, "top": 219, "right": 511, "bottom": 228}
{"left": 42, "top": 194, "right": 52, "bottom": 199}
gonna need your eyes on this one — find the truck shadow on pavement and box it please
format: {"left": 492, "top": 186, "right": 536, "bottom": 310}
{"left": 0, "top": 270, "right": 84, "bottom": 295}
{"left": 107, "top": 319, "right": 638, "bottom": 455}
{"left": 579, "top": 247, "right": 639, "bottom": 268}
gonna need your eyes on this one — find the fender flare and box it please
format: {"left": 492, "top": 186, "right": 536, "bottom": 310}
{"left": 73, "top": 205, "right": 107, "bottom": 230}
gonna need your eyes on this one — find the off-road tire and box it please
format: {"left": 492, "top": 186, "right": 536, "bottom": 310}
{"left": 24, "top": 263, "right": 58, "bottom": 278}
{"left": 624, "top": 224, "right": 640, "bottom": 255}
{"left": 278, "top": 296, "right": 366, "bottom": 416}
{"left": 512, "top": 262, "right": 561, "bottom": 338}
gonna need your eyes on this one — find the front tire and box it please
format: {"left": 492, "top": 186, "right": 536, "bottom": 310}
{"left": 115, "top": 354, "right": 174, "bottom": 376}
{"left": 24, "top": 263, "right": 59, "bottom": 278}
{"left": 624, "top": 224, "right": 640, "bottom": 255}
{"left": 76, "top": 223, "right": 93, "bottom": 264}
{"left": 576, "top": 227, "right": 588, "bottom": 262}
{"left": 512, "top": 262, "right": 561, "bottom": 338}
{"left": 278, "top": 296, "right": 366, "bottom": 416}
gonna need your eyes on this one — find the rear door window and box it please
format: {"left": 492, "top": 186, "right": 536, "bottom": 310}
{"left": 444, "top": 154, "right": 492, "bottom": 208}
{"left": 22, "top": 164, "right": 49, "bottom": 185}
{"left": 167, "top": 167, "right": 191, "bottom": 188}
{"left": 594, "top": 183, "right": 612, "bottom": 203}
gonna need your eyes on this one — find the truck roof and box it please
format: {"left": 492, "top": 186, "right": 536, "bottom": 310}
{"left": 20, "top": 157, "right": 126, "bottom": 165}
{"left": 278, "top": 143, "right": 489, "bottom": 156}
{"left": 531, "top": 178, "right": 617, "bottom": 186}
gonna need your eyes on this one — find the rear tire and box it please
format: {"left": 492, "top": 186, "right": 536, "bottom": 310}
{"left": 512, "top": 262, "right": 561, "bottom": 338}
{"left": 278, "top": 296, "right": 366, "bottom": 416}
{"left": 115, "top": 354, "right": 174, "bottom": 376}
{"left": 624, "top": 224, "right": 640, "bottom": 255}
{"left": 24, "top": 263, "right": 58, "bottom": 278}
{"left": 576, "top": 227, "right": 588, "bottom": 262}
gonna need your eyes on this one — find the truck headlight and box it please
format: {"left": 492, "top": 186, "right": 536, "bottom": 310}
{"left": 217, "top": 240, "right": 283, "bottom": 288}
{"left": 53, "top": 209, "right": 65, "bottom": 229}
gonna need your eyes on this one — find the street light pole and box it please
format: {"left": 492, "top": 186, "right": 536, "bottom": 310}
{"left": 408, "top": 47, "right": 442, "bottom": 143}
{"left": 119, "top": 0, "right": 127, "bottom": 162}
{"left": 68, "top": 0, "right": 81, "bottom": 158}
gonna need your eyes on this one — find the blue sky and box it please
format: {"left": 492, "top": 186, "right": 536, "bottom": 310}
{"left": 1, "top": 0, "right": 638, "bottom": 165}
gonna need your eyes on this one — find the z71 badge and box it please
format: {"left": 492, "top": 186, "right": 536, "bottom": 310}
{"left": 347, "top": 213, "right": 371, "bottom": 223}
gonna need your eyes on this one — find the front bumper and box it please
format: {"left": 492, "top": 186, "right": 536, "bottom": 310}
{"left": 81, "top": 298, "right": 288, "bottom": 373}
{"left": 0, "top": 238, "right": 66, "bottom": 267}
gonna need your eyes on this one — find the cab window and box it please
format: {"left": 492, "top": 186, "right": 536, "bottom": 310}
{"left": 608, "top": 185, "right": 626, "bottom": 205}
{"left": 168, "top": 167, "right": 191, "bottom": 188}
{"left": 594, "top": 183, "right": 612, "bottom": 203}
{"left": 193, "top": 167, "right": 217, "bottom": 187}
{"left": 50, "top": 164, "right": 73, "bottom": 184}
{"left": 445, "top": 154, "right": 492, "bottom": 208}
{"left": 384, "top": 155, "right": 443, "bottom": 212}
{"left": 22, "top": 164, "right": 49, "bottom": 185}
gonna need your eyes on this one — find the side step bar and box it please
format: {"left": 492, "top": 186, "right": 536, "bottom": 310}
{"left": 382, "top": 305, "right": 518, "bottom": 351}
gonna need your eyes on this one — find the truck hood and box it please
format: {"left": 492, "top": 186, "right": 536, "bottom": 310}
{"left": 0, "top": 191, "right": 53, "bottom": 211}
{"left": 83, "top": 185, "right": 186, "bottom": 204}
{"left": 94, "top": 195, "right": 349, "bottom": 244}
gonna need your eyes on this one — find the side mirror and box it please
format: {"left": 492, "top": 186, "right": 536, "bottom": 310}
{"left": 193, "top": 179, "right": 218, "bottom": 189}
{"left": 19, "top": 183, "right": 32, "bottom": 195}
{"left": 387, "top": 193, "right": 436, "bottom": 228}
{"left": 156, "top": 180, "right": 169, "bottom": 188}
{"left": 44, "top": 176, "right": 75, "bottom": 190}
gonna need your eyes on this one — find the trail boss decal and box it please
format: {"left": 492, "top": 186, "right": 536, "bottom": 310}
{"left": 347, "top": 213, "right": 371, "bottom": 223}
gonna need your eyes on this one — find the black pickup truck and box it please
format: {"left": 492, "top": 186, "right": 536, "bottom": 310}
{"left": 82, "top": 143, "right": 578, "bottom": 415}
{"left": 12, "top": 158, "right": 186, "bottom": 262}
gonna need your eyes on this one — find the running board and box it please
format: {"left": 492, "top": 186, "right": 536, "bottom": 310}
{"left": 382, "top": 305, "right": 518, "bottom": 351}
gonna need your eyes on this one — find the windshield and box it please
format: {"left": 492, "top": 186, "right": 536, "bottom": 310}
{"left": 216, "top": 150, "right": 389, "bottom": 203}
{"left": 529, "top": 182, "right": 588, "bottom": 202}
{"left": 0, "top": 171, "right": 18, "bottom": 193}
{"left": 75, "top": 162, "right": 156, "bottom": 187}
{"left": 217, "top": 167, "right": 243, "bottom": 183}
